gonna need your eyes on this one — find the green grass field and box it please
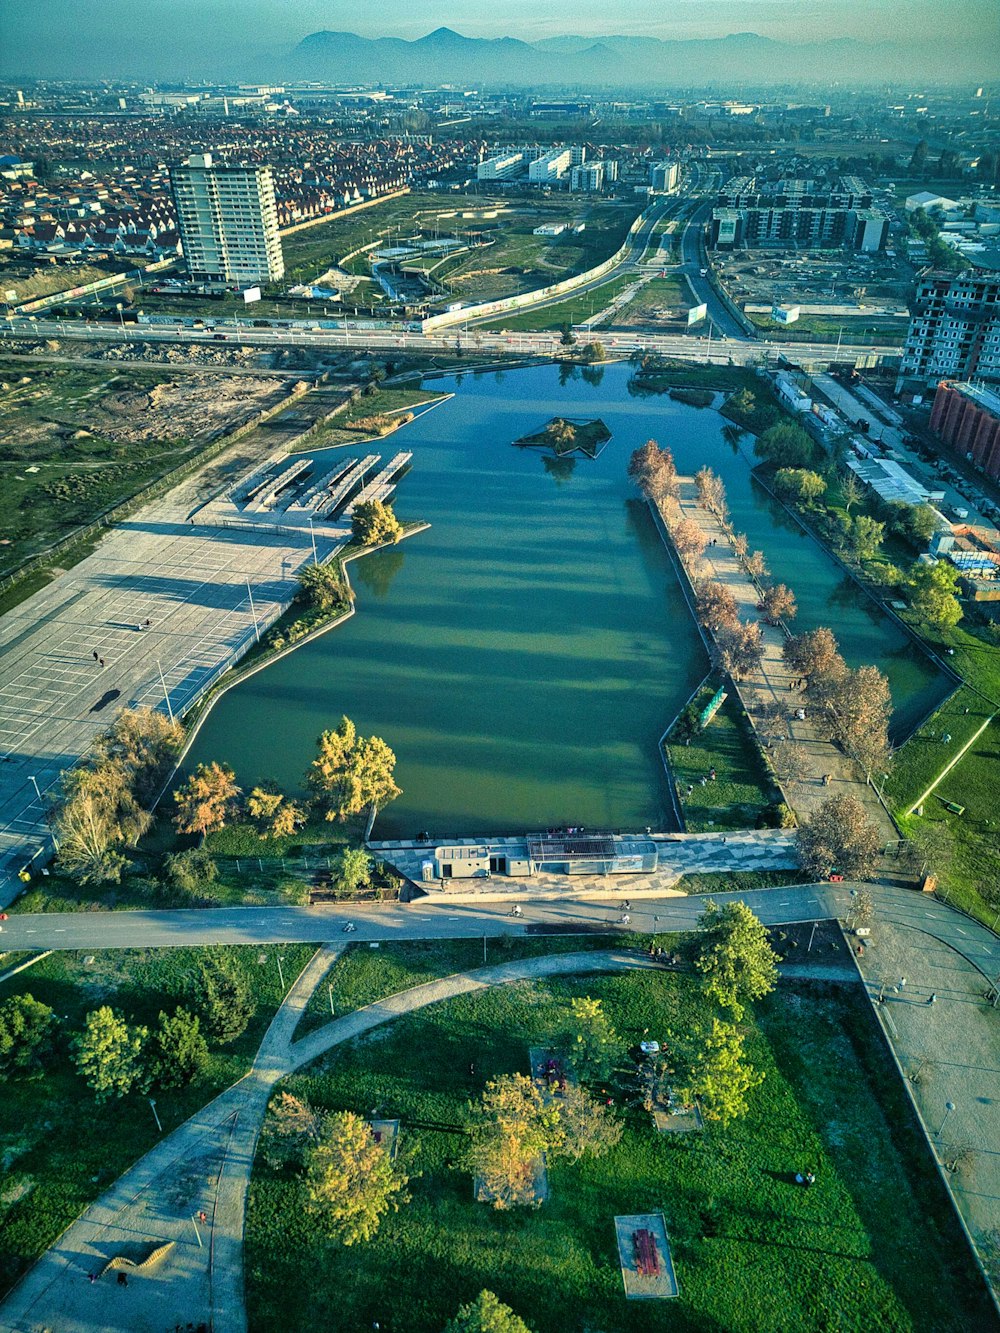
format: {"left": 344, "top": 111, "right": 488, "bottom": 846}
{"left": 666, "top": 686, "right": 780, "bottom": 832}
{"left": 479, "top": 275, "right": 637, "bottom": 333}
{"left": 246, "top": 967, "right": 994, "bottom": 1333}
{"left": 610, "top": 275, "right": 691, "bottom": 327}
{"left": 0, "top": 943, "right": 316, "bottom": 1294}
{"left": 746, "top": 313, "right": 909, "bottom": 346}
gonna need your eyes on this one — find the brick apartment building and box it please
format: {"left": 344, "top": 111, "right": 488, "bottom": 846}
{"left": 930, "top": 380, "right": 1000, "bottom": 483}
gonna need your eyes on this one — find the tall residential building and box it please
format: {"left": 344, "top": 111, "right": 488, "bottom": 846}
{"left": 570, "top": 161, "right": 606, "bottom": 192}
{"left": 897, "top": 272, "right": 1000, "bottom": 390}
{"left": 528, "top": 149, "right": 573, "bottom": 183}
{"left": 476, "top": 151, "right": 524, "bottom": 182}
{"left": 930, "top": 381, "right": 1000, "bottom": 483}
{"left": 649, "top": 161, "right": 680, "bottom": 194}
{"left": 170, "top": 152, "right": 284, "bottom": 286}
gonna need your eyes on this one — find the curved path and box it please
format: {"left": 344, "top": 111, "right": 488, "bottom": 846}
{"left": 0, "top": 948, "right": 658, "bottom": 1333}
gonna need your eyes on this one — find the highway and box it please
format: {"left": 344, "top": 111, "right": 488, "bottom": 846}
{"left": 1, "top": 313, "right": 897, "bottom": 369}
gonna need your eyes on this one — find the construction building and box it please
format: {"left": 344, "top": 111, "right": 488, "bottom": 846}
{"left": 898, "top": 274, "right": 1000, "bottom": 391}
{"left": 930, "top": 380, "right": 1000, "bottom": 483}
{"left": 709, "top": 175, "right": 888, "bottom": 251}
{"left": 170, "top": 152, "right": 284, "bottom": 286}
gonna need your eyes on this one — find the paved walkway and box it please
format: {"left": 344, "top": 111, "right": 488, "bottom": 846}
{"left": 667, "top": 477, "right": 896, "bottom": 837}
{"left": 0, "top": 949, "right": 659, "bottom": 1333}
{"left": 856, "top": 901, "right": 1000, "bottom": 1267}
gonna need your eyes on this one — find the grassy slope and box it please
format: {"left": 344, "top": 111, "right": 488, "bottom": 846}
{"left": 0, "top": 943, "right": 316, "bottom": 1293}
{"left": 479, "top": 274, "right": 637, "bottom": 332}
{"left": 246, "top": 970, "right": 994, "bottom": 1333}
{"left": 666, "top": 688, "right": 779, "bottom": 832}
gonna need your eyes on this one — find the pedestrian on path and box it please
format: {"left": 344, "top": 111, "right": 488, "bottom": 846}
{"left": 92, "top": 651, "right": 99, "bottom": 662}
{"left": 99, "top": 658, "right": 105, "bottom": 668}
{"left": 116, "top": 1271, "right": 127, "bottom": 1287}
{"left": 899, "top": 976, "right": 907, "bottom": 990}
{"left": 928, "top": 993, "right": 937, "bottom": 1005}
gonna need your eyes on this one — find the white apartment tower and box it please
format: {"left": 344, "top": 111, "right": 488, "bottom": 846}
{"left": 170, "top": 152, "right": 284, "bottom": 286}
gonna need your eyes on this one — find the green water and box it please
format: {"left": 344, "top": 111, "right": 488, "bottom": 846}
{"left": 186, "top": 361, "right": 950, "bottom": 837}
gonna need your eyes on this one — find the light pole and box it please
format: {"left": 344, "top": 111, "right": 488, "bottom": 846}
{"left": 156, "top": 660, "right": 174, "bottom": 724}
{"left": 277, "top": 954, "right": 285, "bottom": 990}
{"left": 328, "top": 982, "right": 335, "bottom": 1016}
{"left": 246, "top": 579, "right": 260, "bottom": 643}
{"left": 308, "top": 514, "right": 318, "bottom": 564}
{"left": 27, "top": 774, "right": 42, "bottom": 803}
{"left": 149, "top": 1097, "right": 163, "bottom": 1133}
{"left": 937, "top": 1101, "right": 956, "bottom": 1140}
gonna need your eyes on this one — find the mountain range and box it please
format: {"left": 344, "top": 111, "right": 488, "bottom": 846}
{"left": 288, "top": 27, "right": 982, "bottom": 88}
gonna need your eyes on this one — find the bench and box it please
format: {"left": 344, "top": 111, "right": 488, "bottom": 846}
{"left": 632, "top": 1228, "right": 660, "bottom": 1278}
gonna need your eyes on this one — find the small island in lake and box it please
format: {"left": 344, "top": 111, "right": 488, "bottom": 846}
{"left": 512, "top": 416, "right": 612, "bottom": 459}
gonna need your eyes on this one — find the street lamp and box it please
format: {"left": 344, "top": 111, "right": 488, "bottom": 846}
{"left": 149, "top": 1097, "right": 163, "bottom": 1133}
{"left": 937, "top": 1101, "right": 956, "bottom": 1140}
{"left": 27, "top": 774, "right": 42, "bottom": 803}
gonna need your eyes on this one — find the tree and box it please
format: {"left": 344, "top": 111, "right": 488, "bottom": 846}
{"left": 468, "top": 1074, "right": 561, "bottom": 1210}
{"left": 728, "top": 387, "right": 756, "bottom": 419}
{"left": 259, "top": 1091, "right": 323, "bottom": 1169}
{"left": 773, "top": 468, "right": 827, "bottom": 504}
{"left": 796, "top": 794, "right": 881, "bottom": 880}
{"left": 783, "top": 627, "right": 840, "bottom": 681}
{"left": 695, "top": 900, "right": 778, "bottom": 1019}
{"left": 672, "top": 517, "right": 709, "bottom": 562}
{"left": 685, "top": 1018, "right": 764, "bottom": 1127}
{"left": 555, "top": 995, "right": 623, "bottom": 1082}
{"left": 545, "top": 418, "right": 577, "bottom": 450}
{"left": 333, "top": 846, "right": 372, "bottom": 896}
{"left": 304, "top": 1109, "right": 409, "bottom": 1244}
{"left": 72, "top": 1006, "right": 148, "bottom": 1103}
{"left": 552, "top": 1083, "right": 622, "bottom": 1161}
{"left": 188, "top": 954, "right": 254, "bottom": 1043}
{"left": 0, "top": 994, "right": 56, "bottom": 1073}
{"left": 696, "top": 579, "right": 739, "bottom": 629}
{"left": 164, "top": 846, "right": 218, "bottom": 897}
{"left": 769, "top": 738, "right": 809, "bottom": 783}
{"left": 745, "top": 550, "right": 769, "bottom": 581}
{"left": 628, "top": 439, "right": 678, "bottom": 504}
{"left": 307, "top": 717, "right": 401, "bottom": 822}
{"left": 559, "top": 323, "right": 576, "bottom": 346}
{"left": 908, "top": 562, "right": 963, "bottom": 629}
{"left": 715, "top": 621, "right": 764, "bottom": 680}
{"left": 889, "top": 502, "right": 938, "bottom": 551}
{"left": 845, "top": 514, "right": 885, "bottom": 563}
{"left": 582, "top": 340, "right": 606, "bottom": 363}
{"left": 824, "top": 664, "right": 893, "bottom": 776}
{"left": 841, "top": 472, "right": 863, "bottom": 514}
{"left": 55, "top": 786, "right": 131, "bottom": 887}
{"left": 754, "top": 423, "right": 818, "bottom": 470}
{"left": 760, "top": 582, "right": 797, "bottom": 623}
{"left": 443, "top": 1290, "right": 533, "bottom": 1333}
{"left": 247, "top": 784, "right": 306, "bottom": 840}
{"left": 909, "top": 139, "right": 929, "bottom": 173}
{"left": 352, "top": 500, "right": 403, "bottom": 547}
{"left": 296, "top": 562, "right": 353, "bottom": 614}
{"left": 93, "top": 707, "right": 184, "bottom": 805}
{"left": 148, "top": 1006, "right": 208, "bottom": 1089}
{"left": 694, "top": 466, "right": 727, "bottom": 517}
{"left": 173, "top": 762, "right": 240, "bottom": 838}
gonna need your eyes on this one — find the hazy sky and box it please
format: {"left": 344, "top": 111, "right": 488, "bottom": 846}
{"left": 3, "top": 0, "right": 997, "bottom": 77}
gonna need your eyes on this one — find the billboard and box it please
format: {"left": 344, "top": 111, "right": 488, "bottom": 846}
{"left": 242, "top": 286, "right": 262, "bottom": 304}
{"left": 687, "top": 303, "right": 708, "bottom": 326}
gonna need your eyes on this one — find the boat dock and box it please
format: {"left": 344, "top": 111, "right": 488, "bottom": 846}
{"left": 345, "top": 451, "right": 412, "bottom": 515}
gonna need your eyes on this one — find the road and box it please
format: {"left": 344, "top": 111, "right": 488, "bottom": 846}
{"left": 2, "top": 313, "right": 898, "bottom": 371}
{"left": 3, "top": 882, "right": 997, "bottom": 975}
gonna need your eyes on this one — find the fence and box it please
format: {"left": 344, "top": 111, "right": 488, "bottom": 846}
{"left": 12, "top": 257, "right": 177, "bottom": 315}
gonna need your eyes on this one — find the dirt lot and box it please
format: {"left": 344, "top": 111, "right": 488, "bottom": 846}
{"left": 0, "top": 359, "right": 294, "bottom": 572}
